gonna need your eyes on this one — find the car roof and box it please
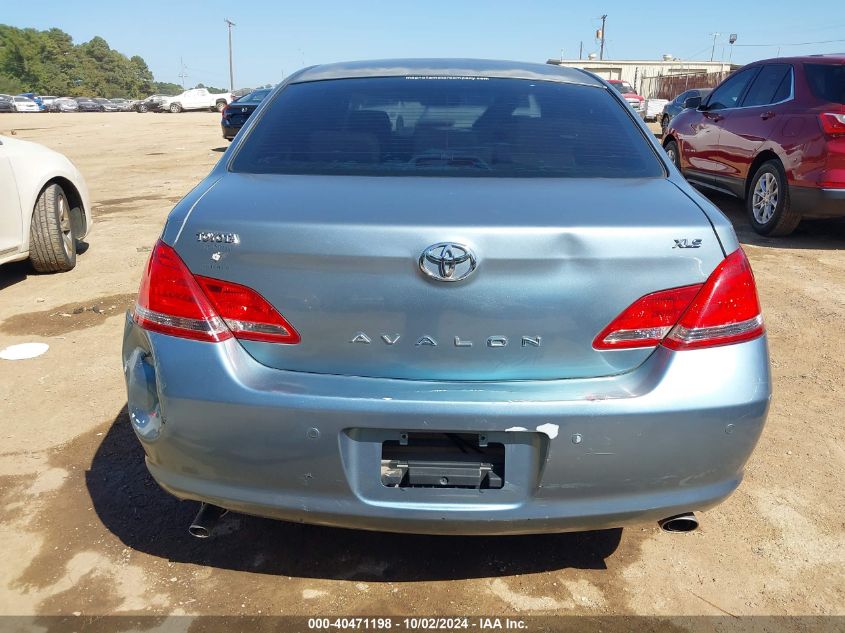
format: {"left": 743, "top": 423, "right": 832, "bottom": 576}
{"left": 745, "top": 54, "right": 845, "bottom": 66}
{"left": 291, "top": 58, "right": 602, "bottom": 87}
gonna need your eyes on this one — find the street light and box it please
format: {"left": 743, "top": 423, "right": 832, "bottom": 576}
{"left": 728, "top": 33, "right": 737, "bottom": 65}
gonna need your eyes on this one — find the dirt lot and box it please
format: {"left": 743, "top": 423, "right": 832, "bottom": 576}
{"left": 0, "top": 113, "right": 843, "bottom": 623}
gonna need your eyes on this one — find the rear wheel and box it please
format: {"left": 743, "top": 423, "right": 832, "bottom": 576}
{"left": 137, "top": 103, "right": 148, "bottom": 113}
{"left": 215, "top": 100, "right": 227, "bottom": 113}
{"left": 747, "top": 160, "right": 802, "bottom": 236}
{"left": 29, "top": 183, "right": 77, "bottom": 273}
{"left": 664, "top": 139, "right": 680, "bottom": 169}
{"left": 169, "top": 103, "right": 182, "bottom": 113}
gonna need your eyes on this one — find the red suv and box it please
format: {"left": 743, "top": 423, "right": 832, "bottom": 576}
{"left": 663, "top": 55, "right": 845, "bottom": 235}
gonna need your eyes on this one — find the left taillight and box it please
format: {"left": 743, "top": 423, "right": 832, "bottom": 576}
{"left": 593, "top": 248, "right": 764, "bottom": 351}
{"left": 133, "top": 240, "right": 299, "bottom": 344}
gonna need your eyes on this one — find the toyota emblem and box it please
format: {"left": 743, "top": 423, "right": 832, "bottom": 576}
{"left": 419, "top": 243, "right": 477, "bottom": 282}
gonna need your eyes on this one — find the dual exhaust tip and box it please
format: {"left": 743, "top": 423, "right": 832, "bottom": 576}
{"left": 188, "top": 503, "right": 699, "bottom": 538}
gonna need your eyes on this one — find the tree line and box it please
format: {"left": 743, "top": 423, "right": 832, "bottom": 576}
{"left": 0, "top": 24, "right": 189, "bottom": 99}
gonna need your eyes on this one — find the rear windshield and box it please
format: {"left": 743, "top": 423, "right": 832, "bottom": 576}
{"left": 230, "top": 77, "right": 663, "bottom": 178}
{"left": 805, "top": 64, "right": 845, "bottom": 104}
{"left": 239, "top": 89, "right": 271, "bottom": 104}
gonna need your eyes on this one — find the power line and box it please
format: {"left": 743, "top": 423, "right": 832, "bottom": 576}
{"left": 733, "top": 37, "right": 845, "bottom": 47}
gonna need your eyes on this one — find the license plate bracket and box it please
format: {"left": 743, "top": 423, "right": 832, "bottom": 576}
{"left": 380, "top": 432, "right": 505, "bottom": 489}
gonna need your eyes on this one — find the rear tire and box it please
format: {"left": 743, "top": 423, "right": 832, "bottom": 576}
{"left": 29, "top": 183, "right": 77, "bottom": 273}
{"left": 664, "top": 139, "right": 680, "bottom": 169}
{"left": 169, "top": 103, "right": 182, "bottom": 113}
{"left": 215, "top": 100, "right": 227, "bottom": 113}
{"left": 137, "top": 103, "right": 148, "bottom": 113}
{"left": 747, "top": 160, "right": 802, "bottom": 236}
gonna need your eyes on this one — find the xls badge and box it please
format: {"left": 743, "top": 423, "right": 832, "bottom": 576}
{"left": 673, "top": 238, "right": 702, "bottom": 249}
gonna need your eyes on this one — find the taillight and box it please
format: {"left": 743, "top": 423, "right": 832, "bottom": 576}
{"left": 134, "top": 241, "right": 230, "bottom": 342}
{"left": 133, "top": 241, "right": 299, "bottom": 344}
{"left": 594, "top": 248, "right": 764, "bottom": 351}
{"left": 819, "top": 112, "right": 845, "bottom": 137}
{"left": 195, "top": 276, "right": 300, "bottom": 343}
{"left": 593, "top": 285, "right": 702, "bottom": 350}
{"left": 663, "top": 249, "right": 764, "bottom": 350}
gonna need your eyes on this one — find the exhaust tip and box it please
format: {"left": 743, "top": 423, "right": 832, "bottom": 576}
{"left": 188, "top": 503, "right": 228, "bottom": 539}
{"left": 658, "top": 512, "right": 699, "bottom": 533}
{"left": 188, "top": 524, "right": 211, "bottom": 539}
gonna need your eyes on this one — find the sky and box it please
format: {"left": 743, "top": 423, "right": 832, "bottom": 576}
{"left": 4, "top": 0, "right": 845, "bottom": 90}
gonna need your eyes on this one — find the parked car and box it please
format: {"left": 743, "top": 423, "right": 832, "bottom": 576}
{"left": 134, "top": 94, "right": 164, "bottom": 113}
{"left": 17, "top": 93, "right": 45, "bottom": 111}
{"left": 0, "top": 95, "right": 14, "bottom": 113}
{"left": 664, "top": 55, "right": 845, "bottom": 236}
{"left": 159, "top": 88, "right": 232, "bottom": 113}
{"left": 93, "top": 98, "right": 119, "bottom": 112}
{"left": 109, "top": 98, "right": 134, "bottom": 112}
{"left": 0, "top": 135, "right": 92, "bottom": 272}
{"left": 221, "top": 88, "right": 271, "bottom": 140}
{"left": 124, "top": 59, "right": 769, "bottom": 538}
{"left": 74, "top": 97, "right": 104, "bottom": 112}
{"left": 38, "top": 95, "right": 59, "bottom": 110}
{"left": 49, "top": 97, "right": 80, "bottom": 113}
{"left": 660, "top": 89, "right": 712, "bottom": 134}
{"left": 11, "top": 96, "right": 40, "bottom": 113}
{"left": 608, "top": 79, "right": 645, "bottom": 113}
{"left": 641, "top": 98, "right": 669, "bottom": 122}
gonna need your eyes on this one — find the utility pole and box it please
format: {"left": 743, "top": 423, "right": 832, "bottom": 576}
{"left": 225, "top": 18, "right": 236, "bottom": 92}
{"left": 178, "top": 57, "right": 188, "bottom": 88}
{"left": 579, "top": 41, "right": 583, "bottom": 60}
{"left": 598, "top": 14, "right": 607, "bottom": 60}
{"left": 710, "top": 32, "right": 720, "bottom": 61}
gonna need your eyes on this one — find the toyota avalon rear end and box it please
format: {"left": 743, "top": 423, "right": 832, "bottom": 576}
{"left": 123, "top": 59, "right": 770, "bottom": 536}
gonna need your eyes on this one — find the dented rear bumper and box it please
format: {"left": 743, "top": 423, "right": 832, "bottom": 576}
{"left": 123, "top": 313, "right": 770, "bottom": 535}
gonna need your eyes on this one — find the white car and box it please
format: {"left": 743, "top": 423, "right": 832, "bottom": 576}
{"left": 0, "top": 136, "right": 92, "bottom": 272}
{"left": 12, "top": 96, "right": 40, "bottom": 113}
{"left": 159, "top": 88, "right": 232, "bottom": 113}
{"left": 641, "top": 98, "right": 669, "bottom": 122}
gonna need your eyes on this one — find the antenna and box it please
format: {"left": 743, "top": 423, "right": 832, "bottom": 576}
{"left": 224, "top": 18, "right": 236, "bottom": 92}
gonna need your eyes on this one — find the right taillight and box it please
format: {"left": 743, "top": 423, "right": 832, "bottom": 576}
{"left": 594, "top": 248, "right": 764, "bottom": 352}
{"left": 663, "top": 248, "right": 764, "bottom": 350}
{"left": 819, "top": 112, "right": 845, "bottom": 137}
{"left": 133, "top": 240, "right": 300, "bottom": 344}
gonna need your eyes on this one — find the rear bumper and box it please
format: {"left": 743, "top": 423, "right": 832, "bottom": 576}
{"left": 791, "top": 185, "right": 845, "bottom": 219}
{"left": 123, "top": 314, "right": 771, "bottom": 535}
{"left": 221, "top": 123, "right": 241, "bottom": 139}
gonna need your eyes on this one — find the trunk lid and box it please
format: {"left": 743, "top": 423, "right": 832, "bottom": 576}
{"left": 174, "top": 174, "right": 723, "bottom": 381}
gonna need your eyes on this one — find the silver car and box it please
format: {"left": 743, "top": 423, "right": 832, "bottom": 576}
{"left": 123, "top": 59, "right": 771, "bottom": 537}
